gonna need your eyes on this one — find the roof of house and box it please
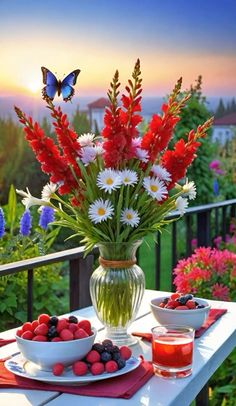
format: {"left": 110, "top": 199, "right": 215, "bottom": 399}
{"left": 213, "top": 113, "right": 236, "bottom": 126}
{"left": 87, "top": 97, "right": 109, "bottom": 109}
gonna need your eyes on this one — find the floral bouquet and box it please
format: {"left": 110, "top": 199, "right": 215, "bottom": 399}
{"left": 173, "top": 246, "right": 236, "bottom": 301}
{"left": 15, "top": 60, "right": 213, "bottom": 340}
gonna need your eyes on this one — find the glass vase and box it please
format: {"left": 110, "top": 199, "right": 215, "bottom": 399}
{"left": 89, "top": 240, "right": 145, "bottom": 346}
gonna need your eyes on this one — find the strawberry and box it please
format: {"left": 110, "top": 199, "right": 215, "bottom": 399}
{"left": 38, "top": 314, "right": 50, "bottom": 324}
{"left": 22, "top": 322, "right": 34, "bottom": 332}
{"left": 68, "top": 323, "right": 78, "bottom": 333}
{"left": 170, "top": 293, "right": 181, "bottom": 300}
{"left": 21, "top": 330, "right": 34, "bottom": 340}
{"left": 32, "top": 335, "right": 48, "bottom": 341}
{"left": 186, "top": 300, "right": 196, "bottom": 309}
{"left": 31, "top": 320, "right": 39, "bottom": 330}
{"left": 175, "top": 305, "right": 189, "bottom": 310}
{"left": 56, "top": 318, "right": 68, "bottom": 333}
{"left": 74, "top": 328, "right": 89, "bottom": 340}
{"left": 60, "top": 328, "right": 74, "bottom": 341}
{"left": 77, "top": 320, "right": 92, "bottom": 335}
{"left": 51, "top": 337, "right": 63, "bottom": 342}
{"left": 34, "top": 323, "right": 48, "bottom": 336}
{"left": 16, "top": 329, "right": 23, "bottom": 337}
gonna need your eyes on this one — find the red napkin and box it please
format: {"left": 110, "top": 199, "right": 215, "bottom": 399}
{"left": 132, "top": 308, "right": 227, "bottom": 342}
{"left": 0, "top": 338, "right": 16, "bottom": 347}
{"left": 0, "top": 357, "right": 154, "bottom": 399}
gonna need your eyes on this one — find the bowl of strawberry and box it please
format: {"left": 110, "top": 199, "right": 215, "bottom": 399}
{"left": 150, "top": 293, "right": 210, "bottom": 330}
{"left": 15, "top": 313, "right": 97, "bottom": 371}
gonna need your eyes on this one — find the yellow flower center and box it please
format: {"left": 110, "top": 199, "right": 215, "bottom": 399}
{"left": 150, "top": 185, "right": 158, "bottom": 192}
{"left": 106, "top": 178, "right": 113, "bottom": 185}
{"left": 98, "top": 207, "right": 105, "bottom": 216}
{"left": 124, "top": 177, "right": 129, "bottom": 183}
{"left": 126, "top": 213, "right": 133, "bottom": 220}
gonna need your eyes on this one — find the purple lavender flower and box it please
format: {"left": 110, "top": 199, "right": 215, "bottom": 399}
{"left": 20, "top": 210, "right": 32, "bottom": 236}
{"left": 0, "top": 208, "right": 5, "bottom": 238}
{"left": 39, "top": 206, "right": 55, "bottom": 230}
{"left": 213, "top": 178, "right": 219, "bottom": 196}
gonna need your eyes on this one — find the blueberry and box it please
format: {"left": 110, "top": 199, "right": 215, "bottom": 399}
{"left": 117, "top": 358, "right": 126, "bottom": 369}
{"left": 47, "top": 325, "right": 58, "bottom": 339}
{"left": 100, "top": 351, "right": 112, "bottom": 362}
{"left": 112, "top": 352, "right": 121, "bottom": 361}
{"left": 197, "top": 305, "right": 205, "bottom": 309}
{"left": 185, "top": 294, "right": 193, "bottom": 301}
{"left": 49, "top": 316, "right": 58, "bottom": 326}
{"left": 68, "top": 315, "right": 78, "bottom": 323}
{"left": 92, "top": 343, "right": 105, "bottom": 353}
{"left": 177, "top": 296, "right": 188, "bottom": 305}
{"left": 112, "top": 345, "right": 120, "bottom": 353}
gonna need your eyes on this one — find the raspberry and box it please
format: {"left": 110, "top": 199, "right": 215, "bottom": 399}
{"left": 105, "top": 360, "right": 118, "bottom": 373}
{"left": 22, "top": 322, "right": 34, "bottom": 332}
{"left": 38, "top": 314, "right": 50, "bottom": 324}
{"left": 170, "top": 292, "right": 181, "bottom": 300}
{"left": 186, "top": 300, "right": 196, "bottom": 309}
{"left": 21, "top": 331, "right": 34, "bottom": 340}
{"left": 56, "top": 319, "right": 68, "bottom": 333}
{"left": 167, "top": 300, "right": 179, "bottom": 308}
{"left": 34, "top": 323, "right": 49, "bottom": 336}
{"left": 86, "top": 350, "right": 100, "bottom": 364}
{"left": 32, "top": 335, "right": 48, "bottom": 341}
{"left": 175, "top": 305, "right": 189, "bottom": 310}
{"left": 74, "top": 328, "right": 89, "bottom": 340}
{"left": 119, "top": 346, "right": 132, "bottom": 360}
{"left": 52, "top": 363, "right": 64, "bottom": 376}
{"left": 31, "top": 320, "right": 39, "bottom": 330}
{"left": 68, "top": 323, "right": 78, "bottom": 333}
{"left": 72, "top": 361, "right": 88, "bottom": 376}
{"left": 90, "top": 362, "right": 104, "bottom": 375}
{"left": 60, "top": 328, "right": 74, "bottom": 341}
{"left": 16, "top": 329, "right": 23, "bottom": 337}
{"left": 51, "top": 337, "right": 62, "bottom": 342}
{"left": 77, "top": 320, "right": 91, "bottom": 334}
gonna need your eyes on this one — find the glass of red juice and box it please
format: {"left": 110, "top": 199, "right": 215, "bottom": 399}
{"left": 151, "top": 325, "right": 194, "bottom": 378}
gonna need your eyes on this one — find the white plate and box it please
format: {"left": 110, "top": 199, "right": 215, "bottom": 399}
{"left": 5, "top": 353, "right": 141, "bottom": 385}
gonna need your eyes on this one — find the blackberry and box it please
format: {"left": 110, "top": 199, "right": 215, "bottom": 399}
{"left": 177, "top": 296, "right": 188, "bottom": 305}
{"left": 100, "top": 351, "right": 112, "bottom": 363}
{"left": 102, "top": 339, "right": 113, "bottom": 346}
{"left": 68, "top": 315, "right": 78, "bottom": 323}
{"left": 184, "top": 294, "right": 193, "bottom": 301}
{"left": 112, "top": 345, "right": 120, "bottom": 353}
{"left": 117, "top": 358, "right": 126, "bottom": 369}
{"left": 47, "top": 325, "right": 58, "bottom": 339}
{"left": 163, "top": 298, "right": 169, "bottom": 304}
{"left": 104, "top": 344, "right": 114, "bottom": 353}
{"left": 92, "top": 343, "right": 105, "bottom": 353}
{"left": 195, "top": 301, "right": 199, "bottom": 306}
{"left": 197, "top": 304, "right": 205, "bottom": 309}
{"left": 49, "top": 316, "right": 58, "bottom": 326}
{"left": 112, "top": 352, "right": 121, "bottom": 361}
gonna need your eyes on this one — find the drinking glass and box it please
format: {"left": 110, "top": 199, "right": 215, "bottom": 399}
{"left": 151, "top": 325, "right": 194, "bottom": 379}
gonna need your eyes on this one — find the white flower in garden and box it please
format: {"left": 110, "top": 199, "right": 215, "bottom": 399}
{"left": 97, "top": 169, "right": 121, "bottom": 194}
{"left": 151, "top": 164, "right": 172, "bottom": 183}
{"left": 143, "top": 177, "right": 168, "bottom": 201}
{"left": 135, "top": 147, "right": 149, "bottom": 163}
{"left": 80, "top": 146, "right": 97, "bottom": 165}
{"left": 41, "top": 182, "right": 58, "bottom": 201}
{"left": 88, "top": 198, "right": 114, "bottom": 224}
{"left": 132, "top": 137, "right": 142, "bottom": 148}
{"left": 119, "top": 169, "right": 138, "bottom": 186}
{"left": 78, "top": 133, "right": 95, "bottom": 147}
{"left": 94, "top": 142, "right": 104, "bottom": 156}
{"left": 16, "top": 188, "right": 49, "bottom": 210}
{"left": 176, "top": 196, "right": 189, "bottom": 214}
{"left": 182, "top": 180, "right": 197, "bottom": 200}
{"left": 121, "top": 208, "right": 140, "bottom": 227}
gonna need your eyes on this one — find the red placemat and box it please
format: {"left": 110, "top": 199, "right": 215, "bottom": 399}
{"left": 131, "top": 308, "right": 228, "bottom": 342}
{"left": 0, "top": 357, "right": 154, "bottom": 399}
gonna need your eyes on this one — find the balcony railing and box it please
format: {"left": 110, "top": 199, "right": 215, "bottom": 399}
{"left": 0, "top": 199, "right": 236, "bottom": 322}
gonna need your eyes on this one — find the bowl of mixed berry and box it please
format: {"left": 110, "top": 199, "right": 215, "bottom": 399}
{"left": 150, "top": 293, "right": 210, "bottom": 330}
{"left": 15, "top": 313, "right": 97, "bottom": 371}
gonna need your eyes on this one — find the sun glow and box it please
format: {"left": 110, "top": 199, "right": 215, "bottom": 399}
{"left": 27, "top": 79, "right": 42, "bottom": 94}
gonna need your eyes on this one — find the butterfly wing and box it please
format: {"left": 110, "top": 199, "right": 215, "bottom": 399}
{"left": 61, "top": 69, "right": 81, "bottom": 102}
{"left": 41, "top": 67, "right": 59, "bottom": 101}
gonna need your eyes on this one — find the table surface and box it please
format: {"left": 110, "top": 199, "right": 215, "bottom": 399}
{"left": 0, "top": 290, "right": 235, "bottom": 406}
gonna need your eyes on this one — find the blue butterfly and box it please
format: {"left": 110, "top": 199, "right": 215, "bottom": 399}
{"left": 41, "top": 67, "right": 81, "bottom": 102}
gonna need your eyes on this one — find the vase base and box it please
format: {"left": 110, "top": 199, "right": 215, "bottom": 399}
{"left": 101, "top": 328, "right": 138, "bottom": 347}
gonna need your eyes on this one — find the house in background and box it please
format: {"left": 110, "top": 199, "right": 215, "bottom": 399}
{"left": 87, "top": 97, "right": 109, "bottom": 132}
{"left": 212, "top": 113, "right": 236, "bottom": 144}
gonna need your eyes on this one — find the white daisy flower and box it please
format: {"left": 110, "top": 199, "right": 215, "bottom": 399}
{"left": 78, "top": 133, "right": 95, "bottom": 147}
{"left": 151, "top": 165, "right": 172, "bottom": 183}
{"left": 176, "top": 196, "right": 189, "bottom": 214}
{"left": 143, "top": 177, "right": 168, "bottom": 201}
{"left": 135, "top": 147, "right": 149, "bottom": 163}
{"left": 88, "top": 198, "right": 114, "bottom": 224}
{"left": 16, "top": 188, "right": 49, "bottom": 210}
{"left": 119, "top": 170, "right": 138, "bottom": 186}
{"left": 121, "top": 208, "right": 140, "bottom": 228}
{"left": 132, "top": 137, "right": 142, "bottom": 148}
{"left": 97, "top": 169, "right": 121, "bottom": 194}
{"left": 182, "top": 180, "right": 197, "bottom": 200}
{"left": 79, "top": 146, "right": 97, "bottom": 166}
{"left": 41, "top": 182, "right": 58, "bottom": 201}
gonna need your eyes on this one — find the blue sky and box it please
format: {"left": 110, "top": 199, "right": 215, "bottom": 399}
{"left": 1, "top": 0, "right": 236, "bottom": 96}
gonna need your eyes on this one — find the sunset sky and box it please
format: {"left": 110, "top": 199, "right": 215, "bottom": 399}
{"left": 1, "top": 0, "right": 236, "bottom": 98}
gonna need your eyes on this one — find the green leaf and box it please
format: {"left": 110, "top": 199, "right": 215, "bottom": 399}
{"left": 7, "top": 185, "right": 17, "bottom": 235}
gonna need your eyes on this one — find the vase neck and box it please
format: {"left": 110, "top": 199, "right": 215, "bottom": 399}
{"left": 97, "top": 240, "right": 142, "bottom": 261}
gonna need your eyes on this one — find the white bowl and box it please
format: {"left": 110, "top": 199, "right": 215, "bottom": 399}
{"left": 16, "top": 328, "right": 96, "bottom": 371}
{"left": 150, "top": 297, "right": 210, "bottom": 330}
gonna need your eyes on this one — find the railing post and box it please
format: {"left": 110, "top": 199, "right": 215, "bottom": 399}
{"left": 69, "top": 254, "right": 94, "bottom": 311}
{"left": 197, "top": 211, "right": 211, "bottom": 246}
{"left": 195, "top": 383, "right": 209, "bottom": 406}
{"left": 155, "top": 233, "right": 161, "bottom": 290}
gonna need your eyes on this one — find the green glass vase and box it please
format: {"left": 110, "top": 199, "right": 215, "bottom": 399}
{"left": 89, "top": 240, "right": 145, "bottom": 346}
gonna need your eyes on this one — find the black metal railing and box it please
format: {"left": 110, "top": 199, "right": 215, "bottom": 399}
{"left": 0, "top": 199, "right": 236, "bottom": 322}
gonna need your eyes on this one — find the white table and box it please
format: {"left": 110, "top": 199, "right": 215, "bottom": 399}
{"left": 0, "top": 290, "right": 235, "bottom": 406}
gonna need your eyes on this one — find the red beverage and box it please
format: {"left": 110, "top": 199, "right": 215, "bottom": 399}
{"left": 152, "top": 334, "right": 193, "bottom": 368}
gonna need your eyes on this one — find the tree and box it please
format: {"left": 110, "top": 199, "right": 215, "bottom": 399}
{"left": 72, "top": 106, "right": 91, "bottom": 135}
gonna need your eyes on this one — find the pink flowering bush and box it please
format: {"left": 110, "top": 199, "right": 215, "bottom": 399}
{"left": 173, "top": 246, "right": 236, "bottom": 301}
